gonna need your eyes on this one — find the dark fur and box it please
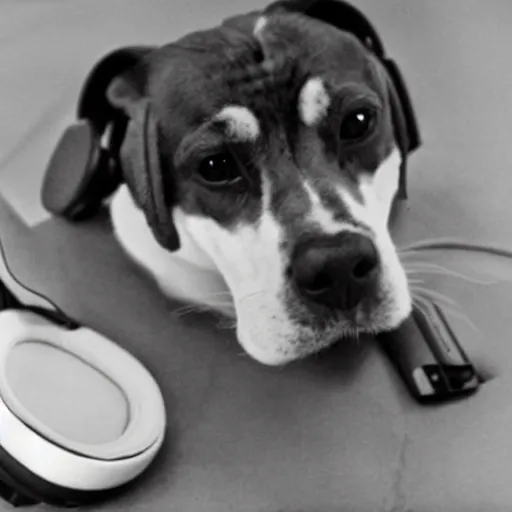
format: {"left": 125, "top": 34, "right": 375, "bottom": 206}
{"left": 109, "top": 9, "right": 395, "bottom": 257}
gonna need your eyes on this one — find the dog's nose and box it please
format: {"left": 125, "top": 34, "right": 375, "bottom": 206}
{"left": 291, "top": 232, "right": 380, "bottom": 311}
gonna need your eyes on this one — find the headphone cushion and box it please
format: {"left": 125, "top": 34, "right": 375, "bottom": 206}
{"left": 41, "top": 121, "right": 110, "bottom": 220}
{"left": 382, "top": 59, "right": 421, "bottom": 153}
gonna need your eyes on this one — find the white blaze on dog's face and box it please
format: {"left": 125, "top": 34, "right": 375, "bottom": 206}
{"left": 111, "top": 11, "right": 412, "bottom": 365}
{"left": 298, "top": 76, "right": 331, "bottom": 127}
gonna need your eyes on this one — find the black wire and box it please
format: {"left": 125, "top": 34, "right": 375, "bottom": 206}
{"left": 0, "top": 235, "right": 79, "bottom": 329}
{"left": 0, "top": 278, "right": 22, "bottom": 310}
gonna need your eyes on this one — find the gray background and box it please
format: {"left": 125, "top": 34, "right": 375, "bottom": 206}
{"left": 1, "top": 1, "right": 512, "bottom": 511}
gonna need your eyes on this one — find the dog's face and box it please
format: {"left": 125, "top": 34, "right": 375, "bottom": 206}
{"left": 111, "top": 11, "right": 412, "bottom": 365}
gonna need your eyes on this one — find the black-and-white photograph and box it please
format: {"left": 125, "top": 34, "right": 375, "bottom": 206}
{"left": 0, "top": 1, "right": 509, "bottom": 510}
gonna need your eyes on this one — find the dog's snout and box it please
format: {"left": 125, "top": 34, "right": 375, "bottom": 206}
{"left": 291, "top": 232, "right": 380, "bottom": 310}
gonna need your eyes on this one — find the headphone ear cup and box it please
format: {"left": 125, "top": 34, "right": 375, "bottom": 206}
{"left": 382, "top": 59, "right": 421, "bottom": 154}
{"left": 42, "top": 121, "right": 122, "bottom": 221}
{"left": 75, "top": 148, "right": 120, "bottom": 220}
{"left": 382, "top": 58, "right": 422, "bottom": 200}
{"left": 386, "top": 75, "right": 410, "bottom": 200}
{"left": 120, "top": 103, "right": 180, "bottom": 251}
{"left": 266, "top": 0, "right": 421, "bottom": 201}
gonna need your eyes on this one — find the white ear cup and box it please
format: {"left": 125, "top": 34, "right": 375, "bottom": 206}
{"left": 0, "top": 310, "right": 166, "bottom": 494}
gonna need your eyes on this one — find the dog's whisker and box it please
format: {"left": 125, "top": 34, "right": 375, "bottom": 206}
{"left": 397, "top": 237, "right": 469, "bottom": 254}
{"left": 405, "top": 266, "right": 470, "bottom": 281}
{"left": 412, "top": 293, "right": 480, "bottom": 335}
{"left": 409, "top": 285, "right": 459, "bottom": 309}
{"left": 410, "top": 289, "right": 458, "bottom": 312}
{"left": 406, "top": 274, "right": 425, "bottom": 281}
{"left": 399, "top": 237, "right": 512, "bottom": 258}
{"left": 412, "top": 293, "right": 442, "bottom": 310}
{"left": 170, "top": 291, "right": 234, "bottom": 315}
{"left": 171, "top": 306, "right": 208, "bottom": 318}
{"left": 171, "top": 307, "right": 209, "bottom": 318}
{"left": 404, "top": 261, "right": 498, "bottom": 285}
{"left": 437, "top": 304, "right": 480, "bottom": 335}
{"left": 238, "top": 289, "right": 267, "bottom": 305}
{"left": 216, "top": 318, "right": 237, "bottom": 330}
{"left": 176, "top": 299, "right": 234, "bottom": 309}
{"left": 171, "top": 303, "right": 207, "bottom": 314}
{"left": 171, "top": 300, "right": 234, "bottom": 318}
{"left": 411, "top": 294, "right": 452, "bottom": 321}
{"left": 407, "top": 278, "right": 425, "bottom": 285}
{"left": 194, "top": 291, "right": 233, "bottom": 299}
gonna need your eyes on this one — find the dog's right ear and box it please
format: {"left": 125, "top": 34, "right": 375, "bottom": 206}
{"left": 105, "top": 51, "right": 181, "bottom": 252}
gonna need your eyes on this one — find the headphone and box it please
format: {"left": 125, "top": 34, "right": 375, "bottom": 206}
{"left": 24, "top": 1, "right": 420, "bottom": 506}
{"left": 41, "top": 0, "right": 421, "bottom": 252}
{"left": 0, "top": 236, "right": 166, "bottom": 508}
{"left": 41, "top": 44, "right": 181, "bottom": 251}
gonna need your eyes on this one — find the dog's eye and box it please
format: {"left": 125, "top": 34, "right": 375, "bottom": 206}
{"left": 339, "top": 108, "right": 376, "bottom": 141}
{"left": 198, "top": 153, "right": 242, "bottom": 187}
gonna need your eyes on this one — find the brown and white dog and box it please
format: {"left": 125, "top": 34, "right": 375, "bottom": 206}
{"left": 108, "top": 5, "right": 413, "bottom": 365}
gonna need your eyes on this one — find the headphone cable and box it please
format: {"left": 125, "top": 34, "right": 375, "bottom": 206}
{"left": 0, "top": 235, "right": 79, "bottom": 329}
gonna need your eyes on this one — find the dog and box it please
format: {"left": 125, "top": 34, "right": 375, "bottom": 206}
{"left": 107, "top": 2, "right": 414, "bottom": 365}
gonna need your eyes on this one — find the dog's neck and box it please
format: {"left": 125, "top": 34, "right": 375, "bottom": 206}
{"left": 110, "top": 186, "right": 235, "bottom": 318}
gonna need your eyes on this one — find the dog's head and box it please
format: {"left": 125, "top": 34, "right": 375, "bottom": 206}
{"left": 106, "top": 2, "right": 417, "bottom": 365}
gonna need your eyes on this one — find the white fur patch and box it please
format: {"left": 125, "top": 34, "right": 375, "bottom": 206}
{"left": 110, "top": 186, "right": 235, "bottom": 318}
{"left": 215, "top": 105, "right": 260, "bottom": 142}
{"left": 172, "top": 174, "right": 298, "bottom": 365}
{"left": 338, "top": 147, "right": 411, "bottom": 329}
{"left": 303, "top": 181, "right": 362, "bottom": 236}
{"left": 358, "top": 147, "right": 401, "bottom": 222}
{"left": 253, "top": 16, "right": 267, "bottom": 39}
{"left": 112, "top": 177, "right": 322, "bottom": 365}
{"left": 110, "top": 146, "right": 410, "bottom": 365}
{"left": 298, "top": 77, "right": 331, "bottom": 127}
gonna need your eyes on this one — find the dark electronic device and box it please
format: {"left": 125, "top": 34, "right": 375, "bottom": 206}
{"left": 378, "top": 301, "right": 480, "bottom": 403}
{"left": 0, "top": 238, "right": 166, "bottom": 508}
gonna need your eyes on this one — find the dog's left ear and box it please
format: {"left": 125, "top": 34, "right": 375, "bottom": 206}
{"left": 264, "top": 0, "right": 421, "bottom": 199}
{"left": 107, "top": 55, "right": 181, "bottom": 251}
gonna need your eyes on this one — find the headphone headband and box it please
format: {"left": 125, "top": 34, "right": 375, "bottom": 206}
{"left": 41, "top": 47, "right": 154, "bottom": 221}
{"left": 267, "top": 0, "right": 385, "bottom": 56}
{"left": 267, "top": 0, "right": 421, "bottom": 157}
{"left": 77, "top": 46, "right": 154, "bottom": 134}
